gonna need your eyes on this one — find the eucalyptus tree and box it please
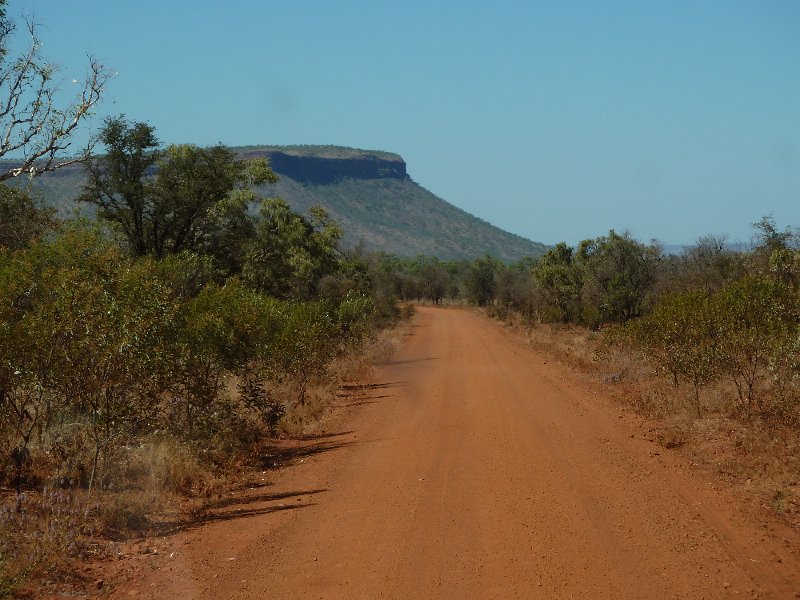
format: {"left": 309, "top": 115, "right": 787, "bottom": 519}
{"left": 80, "top": 116, "right": 277, "bottom": 270}
{"left": 242, "top": 198, "right": 342, "bottom": 300}
{"left": 577, "top": 230, "right": 661, "bottom": 324}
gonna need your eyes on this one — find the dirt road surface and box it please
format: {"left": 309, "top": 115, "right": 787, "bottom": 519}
{"left": 112, "top": 306, "right": 800, "bottom": 599}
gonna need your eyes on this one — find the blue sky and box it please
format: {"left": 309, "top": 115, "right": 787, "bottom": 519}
{"left": 9, "top": 0, "right": 800, "bottom": 246}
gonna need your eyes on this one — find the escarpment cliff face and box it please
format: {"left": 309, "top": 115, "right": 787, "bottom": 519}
{"left": 241, "top": 149, "right": 407, "bottom": 185}
{"left": 7, "top": 145, "right": 547, "bottom": 261}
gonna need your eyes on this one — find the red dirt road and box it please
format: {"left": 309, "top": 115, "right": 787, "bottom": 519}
{"left": 113, "top": 306, "right": 800, "bottom": 599}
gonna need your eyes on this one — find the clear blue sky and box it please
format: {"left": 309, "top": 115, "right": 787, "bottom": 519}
{"left": 10, "top": 0, "right": 800, "bottom": 246}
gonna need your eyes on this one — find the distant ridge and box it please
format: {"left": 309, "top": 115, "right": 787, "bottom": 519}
{"left": 2, "top": 146, "right": 547, "bottom": 262}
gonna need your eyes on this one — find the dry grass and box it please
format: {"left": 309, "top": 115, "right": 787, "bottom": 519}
{"left": 0, "top": 435, "right": 218, "bottom": 597}
{"left": 0, "top": 488, "right": 96, "bottom": 594}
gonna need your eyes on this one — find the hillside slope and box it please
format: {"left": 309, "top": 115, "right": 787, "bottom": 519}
{"left": 2, "top": 146, "right": 546, "bottom": 261}
{"left": 247, "top": 145, "right": 546, "bottom": 261}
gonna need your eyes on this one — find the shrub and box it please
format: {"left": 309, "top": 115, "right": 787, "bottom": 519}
{"left": 625, "top": 291, "right": 721, "bottom": 416}
{"left": 714, "top": 277, "right": 798, "bottom": 415}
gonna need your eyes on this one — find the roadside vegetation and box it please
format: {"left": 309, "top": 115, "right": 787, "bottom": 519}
{"left": 371, "top": 222, "right": 798, "bottom": 428}
{"left": 421, "top": 220, "right": 798, "bottom": 529}
{"left": 0, "top": 114, "right": 406, "bottom": 593}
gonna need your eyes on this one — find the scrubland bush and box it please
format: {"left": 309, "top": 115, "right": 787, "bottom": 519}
{"left": 624, "top": 276, "right": 799, "bottom": 420}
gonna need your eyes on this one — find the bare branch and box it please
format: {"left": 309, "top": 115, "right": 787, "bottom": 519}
{"left": 0, "top": 14, "right": 110, "bottom": 181}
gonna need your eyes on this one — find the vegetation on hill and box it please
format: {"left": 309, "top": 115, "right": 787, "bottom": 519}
{"left": 262, "top": 175, "right": 547, "bottom": 261}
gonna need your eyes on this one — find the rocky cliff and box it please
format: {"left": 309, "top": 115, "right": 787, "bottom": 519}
{"left": 240, "top": 147, "right": 407, "bottom": 185}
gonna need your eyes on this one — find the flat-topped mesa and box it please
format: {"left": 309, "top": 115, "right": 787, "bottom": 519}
{"left": 238, "top": 146, "right": 407, "bottom": 185}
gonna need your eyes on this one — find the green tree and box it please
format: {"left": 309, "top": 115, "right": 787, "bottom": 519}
{"left": 464, "top": 255, "right": 498, "bottom": 307}
{"left": 79, "top": 117, "right": 160, "bottom": 256}
{"left": 413, "top": 256, "right": 451, "bottom": 304}
{"left": 533, "top": 242, "right": 583, "bottom": 322}
{"left": 242, "top": 199, "right": 342, "bottom": 300}
{"left": 577, "top": 230, "right": 661, "bottom": 325}
{"left": 149, "top": 144, "right": 275, "bottom": 260}
{"left": 625, "top": 291, "right": 721, "bottom": 417}
{"left": 172, "top": 280, "right": 281, "bottom": 437}
{"left": 0, "top": 184, "right": 55, "bottom": 250}
{"left": 317, "top": 251, "right": 373, "bottom": 305}
{"left": 80, "top": 116, "right": 277, "bottom": 264}
{"left": 714, "top": 277, "right": 797, "bottom": 416}
{"left": 496, "top": 259, "right": 538, "bottom": 322}
{"left": 271, "top": 301, "right": 339, "bottom": 405}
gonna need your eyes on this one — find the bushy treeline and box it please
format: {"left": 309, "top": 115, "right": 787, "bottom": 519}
{"left": 388, "top": 218, "right": 798, "bottom": 423}
{"left": 0, "top": 221, "right": 382, "bottom": 489}
{"left": 360, "top": 230, "right": 669, "bottom": 326}
{"left": 624, "top": 223, "right": 800, "bottom": 420}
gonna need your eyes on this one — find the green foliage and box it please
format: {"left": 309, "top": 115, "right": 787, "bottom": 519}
{"left": 533, "top": 242, "right": 583, "bottom": 322}
{"left": 149, "top": 144, "right": 274, "bottom": 260}
{"left": 149, "top": 251, "right": 220, "bottom": 300}
{"left": 577, "top": 230, "right": 661, "bottom": 325}
{"left": 0, "top": 223, "right": 178, "bottom": 491}
{"left": 714, "top": 277, "right": 798, "bottom": 415}
{"left": 171, "top": 280, "right": 281, "bottom": 437}
{"left": 317, "top": 252, "right": 373, "bottom": 305}
{"left": 337, "top": 291, "right": 377, "bottom": 352}
{"left": 79, "top": 117, "right": 160, "bottom": 256}
{"left": 626, "top": 275, "right": 799, "bottom": 419}
{"left": 1, "top": 216, "right": 385, "bottom": 484}
{"left": 625, "top": 291, "right": 720, "bottom": 415}
{"left": 0, "top": 185, "right": 55, "bottom": 250}
{"left": 464, "top": 255, "right": 498, "bottom": 307}
{"left": 414, "top": 257, "right": 452, "bottom": 305}
{"left": 79, "top": 116, "right": 278, "bottom": 268}
{"left": 238, "top": 375, "right": 285, "bottom": 436}
{"left": 269, "top": 302, "right": 335, "bottom": 404}
{"left": 242, "top": 198, "right": 342, "bottom": 300}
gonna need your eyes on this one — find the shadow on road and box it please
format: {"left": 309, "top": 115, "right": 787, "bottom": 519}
{"left": 336, "top": 381, "right": 408, "bottom": 405}
{"left": 260, "top": 438, "right": 357, "bottom": 471}
{"left": 375, "top": 356, "right": 439, "bottom": 367}
{"left": 147, "top": 486, "right": 328, "bottom": 538}
{"left": 199, "top": 487, "right": 329, "bottom": 512}
{"left": 340, "top": 381, "right": 408, "bottom": 390}
{"left": 192, "top": 487, "right": 329, "bottom": 525}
